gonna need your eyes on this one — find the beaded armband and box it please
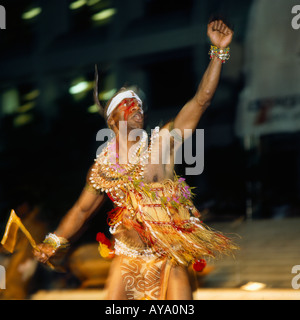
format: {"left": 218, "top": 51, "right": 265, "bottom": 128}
{"left": 209, "top": 45, "right": 230, "bottom": 63}
{"left": 43, "top": 233, "right": 70, "bottom": 250}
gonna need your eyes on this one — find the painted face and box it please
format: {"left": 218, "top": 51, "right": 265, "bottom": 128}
{"left": 117, "top": 98, "right": 144, "bottom": 123}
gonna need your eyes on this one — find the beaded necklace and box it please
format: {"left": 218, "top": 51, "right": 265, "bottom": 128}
{"left": 89, "top": 127, "right": 160, "bottom": 215}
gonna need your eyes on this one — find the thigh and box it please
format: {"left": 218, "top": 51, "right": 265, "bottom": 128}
{"left": 105, "top": 256, "right": 128, "bottom": 300}
{"left": 166, "top": 265, "right": 193, "bottom": 300}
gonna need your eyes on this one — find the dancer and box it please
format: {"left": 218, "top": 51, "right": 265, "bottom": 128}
{"left": 33, "top": 20, "right": 237, "bottom": 300}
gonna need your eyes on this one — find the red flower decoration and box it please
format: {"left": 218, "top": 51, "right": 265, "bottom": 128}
{"left": 96, "top": 232, "right": 111, "bottom": 247}
{"left": 192, "top": 259, "right": 207, "bottom": 272}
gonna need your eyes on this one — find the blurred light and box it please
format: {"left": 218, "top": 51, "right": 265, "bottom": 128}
{"left": 69, "top": 0, "right": 87, "bottom": 10}
{"left": 13, "top": 114, "right": 34, "bottom": 127}
{"left": 87, "top": 0, "right": 101, "bottom": 6}
{"left": 22, "top": 7, "right": 42, "bottom": 20}
{"left": 69, "top": 81, "right": 89, "bottom": 94}
{"left": 91, "top": 8, "right": 117, "bottom": 21}
{"left": 23, "top": 89, "right": 40, "bottom": 101}
{"left": 240, "top": 282, "right": 266, "bottom": 291}
{"left": 87, "top": 104, "right": 100, "bottom": 113}
{"left": 99, "top": 88, "right": 117, "bottom": 100}
{"left": 18, "top": 102, "right": 36, "bottom": 113}
{"left": 2, "top": 89, "right": 19, "bottom": 114}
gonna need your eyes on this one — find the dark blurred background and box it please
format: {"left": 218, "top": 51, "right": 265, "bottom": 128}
{"left": 0, "top": 0, "right": 300, "bottom": 298}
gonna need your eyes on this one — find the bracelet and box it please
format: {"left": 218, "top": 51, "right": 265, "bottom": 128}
{"left": 43, "top": 233, "right": 70, "bottom": 250}
{"left": 209, "top": 45, "right": 230, "bottom": 63}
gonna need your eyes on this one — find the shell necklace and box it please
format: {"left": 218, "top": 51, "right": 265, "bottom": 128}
{"left": 89, "top": 127, "right": 160, "bottom": 197}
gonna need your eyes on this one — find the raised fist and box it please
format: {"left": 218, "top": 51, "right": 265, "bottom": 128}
{"left": 207, "top": 20, "right": 234, "bottom": 48}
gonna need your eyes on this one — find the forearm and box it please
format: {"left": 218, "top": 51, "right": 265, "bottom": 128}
{"left": 173, "top": 20, "right": 233, "bottom": 133}
{"left": 53, "top": 188, "right": 106, "bottom": 241}
{"left": 194, "top": 56, "right": 223, "bottom": 108}
{"left": 54, "top": 203, "right": 92, "bottom": 240}
{"left": 34, "top": 183, "right": 106, "bottom": 263}
{"left": 174, "top": 56, "right": 223, "bottom": 131}
{"left": 33, "top": 196, "right": 101, "bottom": 263}
{"left": 197, "top": 19, "right": 233, "bottom": 105}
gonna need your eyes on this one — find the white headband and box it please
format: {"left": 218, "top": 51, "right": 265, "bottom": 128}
{"left": 106, "top": 90, "right": 142, "bottom": 118}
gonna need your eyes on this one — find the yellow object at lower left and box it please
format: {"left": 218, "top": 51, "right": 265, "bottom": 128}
{"left": 1, "top": 209, "right": 54, "bottom": 270}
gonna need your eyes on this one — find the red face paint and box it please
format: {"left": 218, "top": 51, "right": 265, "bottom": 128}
{"left": 118, "top": 98, "right": 142, "bottom": 121}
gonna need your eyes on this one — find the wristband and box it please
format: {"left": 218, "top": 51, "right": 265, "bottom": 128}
{"left": 209, "top": 45, "right": 230, "bottom": 63}
{"left": 43, "top": 233, "right": 70, "bottom": 250}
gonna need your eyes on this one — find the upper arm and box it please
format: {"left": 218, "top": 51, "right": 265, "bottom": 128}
{"left": 172, "top": 58, "right": 222, "bottom": 133}
{"left": 155, "top": 98, "right": 207, "bottom": 171}
{"left": 76, "top": 187, "right": 106, "bottom": 216}
{"left": 76, "top": 164, "right": 107, "bottom": 215}
{"left": 173, "top": 97, "right": 209, "bottom": 134}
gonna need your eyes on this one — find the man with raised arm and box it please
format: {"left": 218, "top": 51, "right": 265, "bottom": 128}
{"left": 33, "top": 20, "right": 237, "bottom": 300}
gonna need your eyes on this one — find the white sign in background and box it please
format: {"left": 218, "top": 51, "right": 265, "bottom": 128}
{"left": 235, "top": 1, "right": 300, "bottom": 137}
{"left": 0, "top": 5, "right": 6, "bottom": 30}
